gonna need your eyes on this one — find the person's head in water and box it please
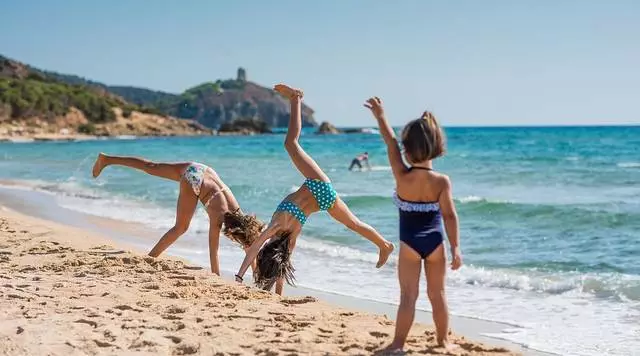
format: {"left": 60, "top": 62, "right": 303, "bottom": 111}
{"left": 401, "top": 111, "right": 446, "bottom": 164}
{"left": 222, "top": 209, "right": 265, "bottom": 249}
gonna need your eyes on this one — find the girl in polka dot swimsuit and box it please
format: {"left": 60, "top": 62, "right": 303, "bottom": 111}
{"left": 236, "top": 84, "right": 395, "bottom": 295}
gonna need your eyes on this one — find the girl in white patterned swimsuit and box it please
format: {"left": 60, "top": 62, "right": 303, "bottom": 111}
{"left": 91, "top": 153, "right": 264, "bottom": 275}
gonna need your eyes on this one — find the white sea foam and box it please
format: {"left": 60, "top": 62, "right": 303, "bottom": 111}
{"left": 369, "top": 165, "right": 392, "bottom": 171}
{"left": 457, "top": 195, "right": 485, "bottom": 203}
{"left": 617, "top": 162, "right": 640, "bottom": 168}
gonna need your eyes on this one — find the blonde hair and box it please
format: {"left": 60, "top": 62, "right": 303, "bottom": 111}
{"left": 221, "top": 209, "right": 265, "bottom": 249}
{"left": 400, "top": 111, "right": 446, "bottom": 163}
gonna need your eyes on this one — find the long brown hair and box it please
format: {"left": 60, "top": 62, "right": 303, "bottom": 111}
{"left": 254, "top": 231, "right": 296, "bottom": 291}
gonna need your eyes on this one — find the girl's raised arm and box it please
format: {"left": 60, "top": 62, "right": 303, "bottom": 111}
{"left": 364, "top": 97, "right": 407, "bottom": 180}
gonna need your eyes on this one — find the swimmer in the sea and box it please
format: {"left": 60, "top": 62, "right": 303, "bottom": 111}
{"left": 348, "top": 152, "right": 371, "bottom": 171}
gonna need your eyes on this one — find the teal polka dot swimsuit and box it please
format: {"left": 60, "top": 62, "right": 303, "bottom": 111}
{"left": 275, "top": 178, "right": 338, "bottom": 226}
{"left": 275, "top": 201, "right": 308, "bottom": 225}
{"left": 303, "top": 178, "right": 337, "bottom": 210}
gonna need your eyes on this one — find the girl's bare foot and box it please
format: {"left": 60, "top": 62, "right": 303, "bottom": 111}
{"left": 376, "top": 242, "right": 395, "bottom": 268}
{"left": 375, "top": 344, "right": 405, "bottom": 355}
{"left": 274, "top": 84, "right": 303, "bottom": 99}
{"left": 92, "top": 153, "right": 107, "bottom": 178}
{"left": 437, "top": 339, "right": 460, "bottom": 352}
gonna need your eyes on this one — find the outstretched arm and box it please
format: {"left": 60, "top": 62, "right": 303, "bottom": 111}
{"left": 208, "top": 221, "right": 221, "bottom": 275}
{"left": 275, "top": 84, "right": 330, "bottom": 182}
{"left": 364, "top": 97, "right": 407, "bottom": 180}
{"left": 235, "top": 223, "right": 277, "bottom": 281}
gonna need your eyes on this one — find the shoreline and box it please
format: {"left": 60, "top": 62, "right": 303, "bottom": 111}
{"left": 0, "top": 183, "right": 549, "bottom": 355}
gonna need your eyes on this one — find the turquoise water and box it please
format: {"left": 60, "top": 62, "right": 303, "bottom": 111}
{"left": 1, "top": 126, "right": 639, "bottom": 356}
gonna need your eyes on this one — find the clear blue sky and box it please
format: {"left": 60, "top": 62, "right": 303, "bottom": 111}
{"left": 1, "top": 0, "right": 638, "bottom": 126}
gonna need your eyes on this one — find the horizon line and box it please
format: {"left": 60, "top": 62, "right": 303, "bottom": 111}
{"left": 329, "top": 123, "right": 640, "bottom": 129}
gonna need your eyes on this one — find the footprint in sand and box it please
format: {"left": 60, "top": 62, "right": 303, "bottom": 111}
{"left": 114, "top": 305, "right": 135, "bottom": 311}
{"left": 94, "top": 340, "right": 118, "bottom": 348}
{"left": 136, "top": 301, "right": 153, "bottom": 308}
{"left": 171, "top": 322, "right": 186, "bottom": 332}
{"left": 160, "top": 291, "right": 180, "bottom": 299}
{"left": 162, "top": 314, "right": 183, "bottom": 321}
{"left": 174, "top": 344, "right": 199, "bottom": 355}
{"left": 183, "top": 265, "right": 203, "bottom": 270}
{"left": 142, "top": 283, "right": 160, "bottom": 290}
{"left": 75, "top": 319, "right": 98, "bottom": 328}
{"left": 164, "top": 335, "right": 182, "bottom": 344}
{"left": 129, "top": 340, "right": 157, "bottom": 350}
{"left": 370, "top": 331, "right": 389, "bottom": 338}
{"left": 341, "top": 343, "right": 362, "bottom": 352}
{"left": 281, "top": 296, "right": 316, "bottom": 305}
{"left": 167, "top": 306, "right": 186, "bottom": 314}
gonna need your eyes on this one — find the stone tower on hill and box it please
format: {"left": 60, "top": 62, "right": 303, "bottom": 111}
{"left": 237, "top": 67, "right": 247, "bottom": 82}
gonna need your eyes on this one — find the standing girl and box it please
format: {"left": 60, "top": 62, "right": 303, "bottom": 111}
{"left": 365, "top": 97, "right": 462, "bottom": 350}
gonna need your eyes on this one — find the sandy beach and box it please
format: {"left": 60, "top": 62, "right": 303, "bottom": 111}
{"left": 0, "top": 196, "right": 520, "bottom": 355}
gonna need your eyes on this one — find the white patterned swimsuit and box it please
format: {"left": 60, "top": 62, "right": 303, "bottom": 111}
{"left": 182, "top": 162, "right": 208, "bottom": 197}
{"left": 181, "top": 162, "right": 228, "bottom": 208}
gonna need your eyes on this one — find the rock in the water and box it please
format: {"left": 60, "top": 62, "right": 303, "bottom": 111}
{"left": 218, "top": 117, "right": 272, "bottom": 135}
{"left": 316, "top": 121, "right": 341, "bottom": 135}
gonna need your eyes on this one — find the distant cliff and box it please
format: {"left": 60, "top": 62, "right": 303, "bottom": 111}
{"left": 29, "top": 61, "right": 318, "bottom": 129}
{"left": 0, "top": 55, "right": 212, "bottom": 139}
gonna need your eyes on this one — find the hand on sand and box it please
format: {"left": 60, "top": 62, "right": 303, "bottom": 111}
{"left": 451, "top": 247, "right": 463, "bottom": 270}
{"left": 364, "top": 97, "right": 385, "bottom": 120}
{"left": 274, "top": 84, "right": 303, "bottom": 100}
{"left": 92, "top": 153, "right": 107, "bottom": 178}
{"left": 376, "top": 242, "right": 395, "bottom": 268}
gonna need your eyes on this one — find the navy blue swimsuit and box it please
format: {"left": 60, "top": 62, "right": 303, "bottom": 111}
{"left": 393, "top": 167, "right": 444, "bottom": 258}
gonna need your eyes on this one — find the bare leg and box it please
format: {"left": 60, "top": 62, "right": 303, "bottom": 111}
{"left": 328, "top": 198, "right": 394, "bottom": 267}
{"left": 425, "top": 244, "right": 452, "bottom": 347}
{"left": 348, "top": 159, "right": 362, "bottom": 171}
{"left": 274, "top": 84, "right": 330, "bottom": 182}
{"left": 92, "top": 152, "right": 189, "bottom": 181}
{"left": 387, "top": 242, "right": 422, "bottom": 351}
{"left": 148, "top": 180, "right": 198, "bottom": 257}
